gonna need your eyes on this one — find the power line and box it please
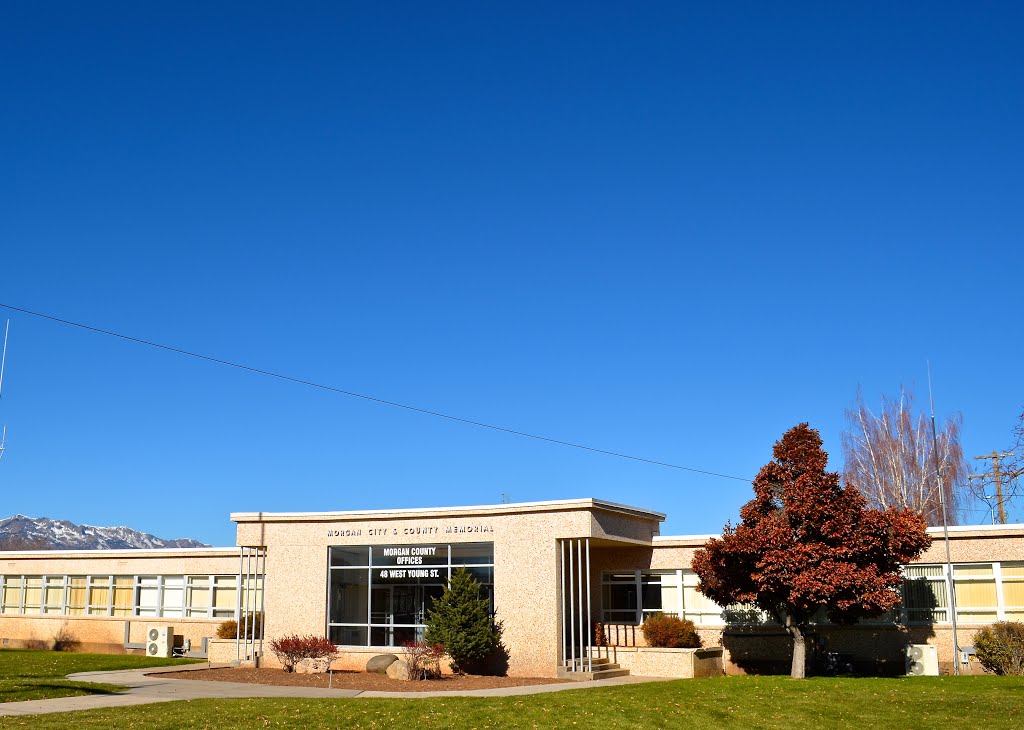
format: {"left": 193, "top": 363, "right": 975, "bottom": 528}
{"left": 0, "top": 302, "right": 751, "bottom": 482}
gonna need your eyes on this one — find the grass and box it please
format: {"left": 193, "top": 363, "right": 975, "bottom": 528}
{"left": 0, "top": 674, "right": 1022, "bottom": 728}
{"left": 0, "top": 649, "right": 201, "bottom": 703}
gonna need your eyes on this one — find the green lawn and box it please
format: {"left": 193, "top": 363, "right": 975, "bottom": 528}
{"left": 1, "top": 674, "right": 1022, "bottom": 728}
{"left": 0, "top": 649, "right": 201, "bottom": 703}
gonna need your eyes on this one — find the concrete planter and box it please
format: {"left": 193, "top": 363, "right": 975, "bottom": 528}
{"left": 589, "top": 646, "right": 724, "bottom": 678}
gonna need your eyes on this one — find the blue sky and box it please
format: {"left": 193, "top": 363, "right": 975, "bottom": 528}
{"left": 1, "top": 2, "right": 1022, "bottom": 545}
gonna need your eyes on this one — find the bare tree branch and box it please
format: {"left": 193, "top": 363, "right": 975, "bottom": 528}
{"left": 841, "top": 386, "right": 969, "bottom": 525}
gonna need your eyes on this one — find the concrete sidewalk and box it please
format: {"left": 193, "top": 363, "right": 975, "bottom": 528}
{"left": 0, "top": 664, "right": 670, "bottom": 716}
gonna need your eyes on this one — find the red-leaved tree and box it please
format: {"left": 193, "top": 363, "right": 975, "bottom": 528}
{"left": 691, "top": 423, "right": 930, "bottom": 678}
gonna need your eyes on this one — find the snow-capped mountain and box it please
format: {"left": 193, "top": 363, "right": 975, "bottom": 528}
{"left": 0, "top": 515, "right": 210, "bottom": 550}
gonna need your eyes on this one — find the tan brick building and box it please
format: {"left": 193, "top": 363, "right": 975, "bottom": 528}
{"left": 0, "top": 499, "right": 1020, "bottom": 677}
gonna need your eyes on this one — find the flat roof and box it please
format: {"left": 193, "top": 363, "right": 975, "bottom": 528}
{"left": 231, "top": 497, "right": 666, "bottom": 524}
{"left": 653, "top": 522, "right": 1024, "bottom": 546}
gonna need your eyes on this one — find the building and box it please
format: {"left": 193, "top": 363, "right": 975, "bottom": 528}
{"left": 0, "top": 499, "right": 1021, "bottom": 676}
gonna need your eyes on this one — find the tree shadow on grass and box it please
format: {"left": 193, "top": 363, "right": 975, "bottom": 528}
{"left": 0, "top": 681, "right": 124, "bottom": 701}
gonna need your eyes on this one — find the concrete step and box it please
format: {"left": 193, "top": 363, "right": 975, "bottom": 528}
{"left": 567, "top": 658, "right": 618, "bottom": 669}
{"left": 557, "top": 665, "right": 631, "bottom": 681}
{"left": 558, "top": 657, "right": 630, "bottom": 681}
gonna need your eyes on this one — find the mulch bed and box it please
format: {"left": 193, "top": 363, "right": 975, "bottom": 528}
{"left": 158, "top": 667, "right": 569, "bottom": 692}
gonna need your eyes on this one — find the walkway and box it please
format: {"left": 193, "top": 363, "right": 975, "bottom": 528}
{"left": 0, "top": 664, "right": 669, "bottom": 716}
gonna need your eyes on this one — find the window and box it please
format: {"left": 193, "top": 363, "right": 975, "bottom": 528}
{"left": 1002, "top": 562, "right": 1024, "bottom": 621}
{"left": 161, "top": 576, "right": 185, "bottom": 618}
{"left": 112, "top": 577, "right": 134, "bottom": 616}
{"left": 212, "top": 576, "right": 238, "bottom": 618}
{"left": 1, "top": 577, "right": 22, "bottom": 614}
{"left": 66, "top": 577, "right": 87, "bottom": 616}
{"left": 902, "top": 566, "right": 948, "bottom": 623}
{"left": 602, "top": 570, "right": 725, "bottom": 626}
{"left": 137, "top": 577, "right": 160, "bottom": 616}
{"left": 23, "top": 577, "right": 42, "bottom": 614}
{"left": 43, "top": 576, "right": 65, "bottom": 615}
{"left": 601, "top": 574, "right": 638, "bottom": 623}
{"left": 186, "top": 577, "right": 211, "bottom": 618}
{"left": 680, "top": 571, "right": 725, "bottom": 625}
{"left": 89, "top": 576, "right": 112, "bottom": 616}
{"left": 953, "top": 564, "right": 998, "bottom": 623}
{"left": 327, "top": 542, "right": 494, "bottom": 647}
{"left": 0, "top": 573, "right": 243, "bottom": 619}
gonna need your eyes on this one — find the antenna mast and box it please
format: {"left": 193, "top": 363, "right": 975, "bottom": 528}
{"left": 927, "top": 361, "right": 958, "bottom": 675}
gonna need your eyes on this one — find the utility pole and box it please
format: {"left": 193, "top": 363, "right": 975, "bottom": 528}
{"left": 970, "top": 451, "right": 1022, "bottom": 525}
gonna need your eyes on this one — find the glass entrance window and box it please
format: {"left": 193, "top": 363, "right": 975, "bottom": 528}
{"left": 327, "top": 542, "right": 493, "bottom": 647}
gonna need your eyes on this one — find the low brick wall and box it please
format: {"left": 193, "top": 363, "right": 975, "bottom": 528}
{"left": 0, "top": 614, "right": 220, "bottom": 655}
{"left": 589, "top": 646, "right": 723, "bottom": 678}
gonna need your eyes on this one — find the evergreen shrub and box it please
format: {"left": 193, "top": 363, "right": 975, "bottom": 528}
{"left": 424, "top": 567, "right": 502, "bottom": 673}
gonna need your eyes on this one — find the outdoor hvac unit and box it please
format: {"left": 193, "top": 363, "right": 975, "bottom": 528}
{"left": 146, "top": 627, "right": 173, "bottom": 658}
{"left": 905, "top": 644, "right": 939, "bottom": 676}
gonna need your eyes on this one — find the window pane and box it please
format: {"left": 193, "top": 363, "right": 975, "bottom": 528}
{"left": 462, "top": 566, "right": 493, "bottom": 586}
{"left": 328, "top": 625, "right": 366, "bottom": 646}
{"left": 2, "top": 577, "right": 22, "bottom": 614}
{"left": 1003, "top": 581, "right": 1024, "bottom": 609}
{"left": 162, "top": 577, "right": 184, "bottom": 618}
{"left": 330, "top": 569, "right": 369, "bottom": 624}
{"left": 903, "top": 576, "right": 946, "bottom": 622}
{"left": 451, "top": 543, "right": 493, "bottom": 565}
{"left": 954, "top": 564, "right": 993, "bottom": 578}
{"left": 67, "top": 577, "right": 87, "bottom": 615}
{"left": 1002, "top": 562, "right": 1024, "bottom": 578}
{"left": 137, "top": 577, "right": 159, "bottom": 616}
{"left": 603, "top": 583, "right": 637, "bottom": 622}
{"left": 112, "top": 577, "right": 134, "bottom": 616}
{"left": 187, "top": 577, "right": 210, "bottom": 617}
{"left": 955, "top": 580, "right": 997, "bottom": 608}
{"left": 905, "top": 565, "right": 943, "bottom": 578}
{"left": 641, "top": 580, "right": 663, "bottom": 612}
{"left": 212, "top": 576, "right": 238, "bottom": 617}
{"left": 330, "top": 547, "right": 369, "bottom": 567}
{"left": 44, "top": 580, "right": 65, "bottom": 614}
{"left": 23, "top": 577, "right": 42, "bottom": 612}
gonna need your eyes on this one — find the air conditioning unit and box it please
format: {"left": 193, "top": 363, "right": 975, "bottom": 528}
{"left": 905, "top": 644, "right": 938, "bottom": 676}
{"left": 146, "top": 626, "right": 173, "bottom": 658}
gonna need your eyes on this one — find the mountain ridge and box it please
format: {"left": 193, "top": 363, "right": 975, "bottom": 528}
{"left": 0, "top": 514, "right": 210, "bottom": 550}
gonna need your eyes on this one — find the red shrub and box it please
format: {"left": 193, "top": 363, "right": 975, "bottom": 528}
{"left": 640, "top": 614, "right": 701, "bottom": 648}
{"left": 269, "top": 634, "right": 338, "bottom": 672}
{"left": 403, "top": 641, "right": 445, "bottom": 680}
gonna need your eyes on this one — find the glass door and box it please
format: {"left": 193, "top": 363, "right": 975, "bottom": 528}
{"left": 370, "top": 586, "right": 393, "bottom": 646}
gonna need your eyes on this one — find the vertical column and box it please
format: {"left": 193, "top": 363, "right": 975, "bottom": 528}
{"left": 235, "top": 549, "right": 244, "bottom": 661}
{"left": 560, "top": 540, "right": 567, "bottom": 669}
{"left": 577, "top": 540, "right": 584, "bottom": 671}
{"left": 585, "top": 538, "right": 591, "bottom": 673}
{"left": 244, "top": 547, "right": 253, "bottom": 661}
{"left": 568, "top": 539, "right": 575, "bottom": 669}
{"left": 258, "top": 548, "right": 267, "bottom": 660}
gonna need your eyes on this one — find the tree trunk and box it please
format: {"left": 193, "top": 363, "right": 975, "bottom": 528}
{"left": 790, "top": 625, "right": 806, "bottom": 679}
{"left": 782, "top": 613, "right": 807, "bottom": 679}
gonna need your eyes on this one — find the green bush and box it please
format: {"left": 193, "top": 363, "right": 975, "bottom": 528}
{"left": 424, "top": 567, "right": 502, "bottom": 673}
{"left": 216, "top": 613, "right": 263, "bottom": 640}
{"left": 640, "top": 613, "right": 701, "bottom": 648}
{"left": 974, "top": 621, "right": 1024, "bottom": 675}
